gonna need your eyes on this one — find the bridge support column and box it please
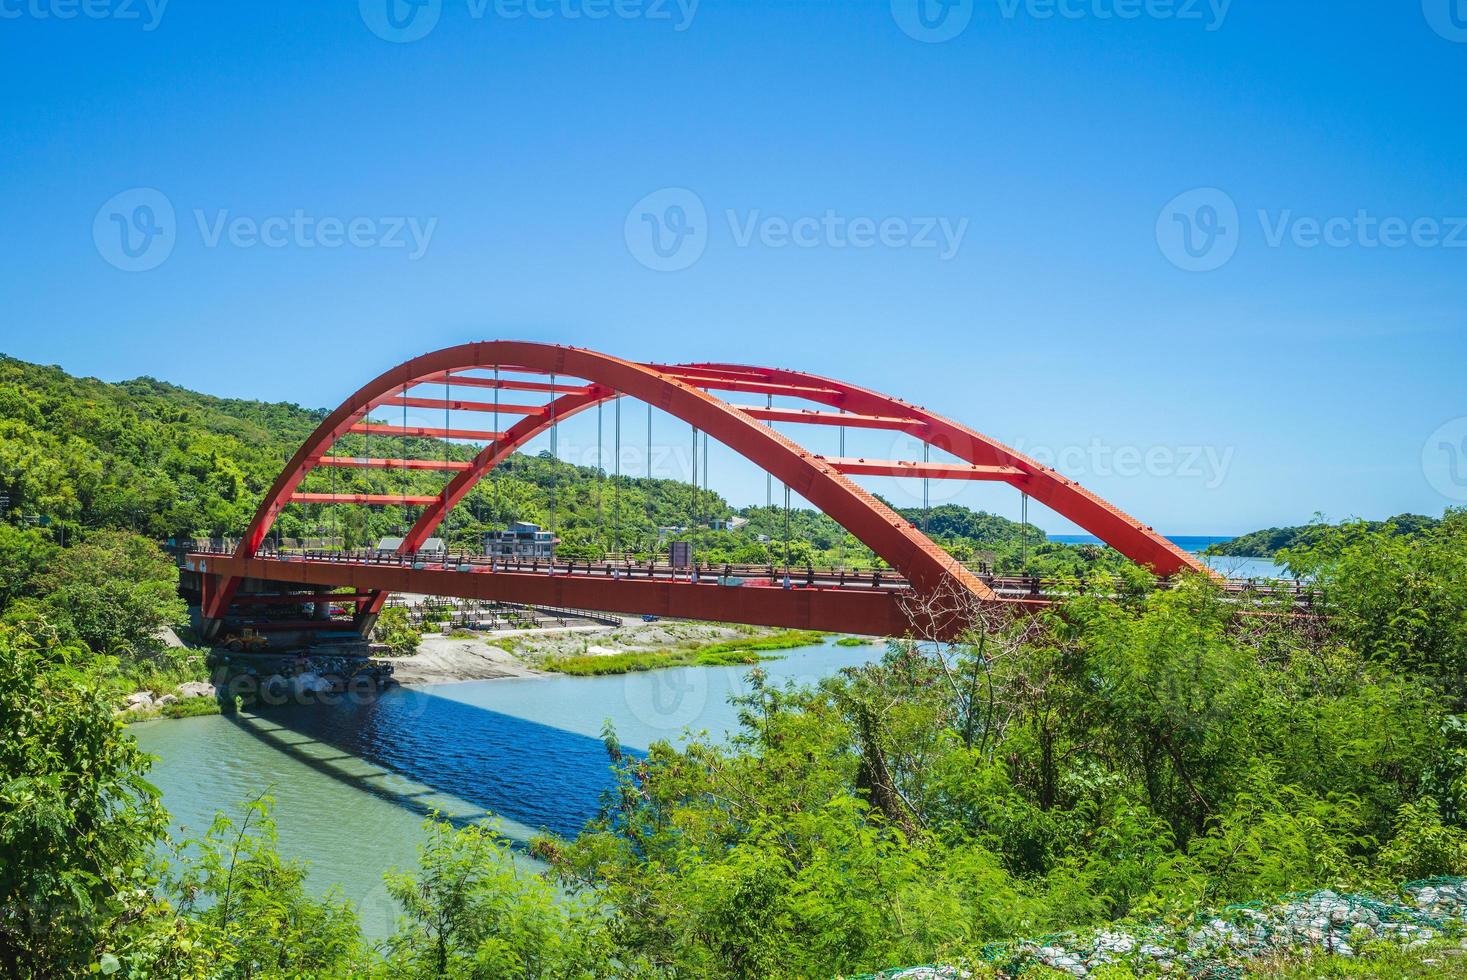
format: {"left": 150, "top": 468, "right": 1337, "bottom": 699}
{"left": 354, "top": 610, "right": 380, "bottom": 640}
{"left": 198, "top": 572, "right": 245, "bottom": 642}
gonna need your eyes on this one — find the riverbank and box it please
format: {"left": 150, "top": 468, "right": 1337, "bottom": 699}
{"left": 390, "top": 621, "right": 829, "bottom": 684}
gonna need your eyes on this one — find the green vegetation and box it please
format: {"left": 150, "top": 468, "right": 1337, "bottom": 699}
{"left": 0, "top": 524, "right": 205, "bottom": 706}
{"left": 7, "top": 351, "right": 1467, "bottom": 977}
{"left": 4, "top": 506, "right": 1467, "bottom": 975}
{"left": 836, "top": 636, "right": 876, "bottom": 647}
{"left": 1252, "top": 942, "right": 1467, "bottom": 977}
{"left": 1206, "top": 513, "right": 1440, "bottom": 559}
{"left": 541, "top": 629, "right": 827, "bottom": 675}
{"left": 372, "top": 605, "right": 423, "bottom": 657}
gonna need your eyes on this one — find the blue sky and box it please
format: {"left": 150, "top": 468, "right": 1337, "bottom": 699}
{"left": 2, "top": 0, "right": 1465, "bottom": 535}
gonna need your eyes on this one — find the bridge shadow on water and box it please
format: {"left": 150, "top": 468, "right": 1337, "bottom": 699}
{"left": 226, "top": 685, "right": 638, "bottom": 841}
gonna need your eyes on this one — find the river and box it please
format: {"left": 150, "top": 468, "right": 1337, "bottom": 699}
{"left": 132, "top": 637, "right": 884, "bottom": 931}
{"left": 135, "top": 536, "right": 1290, "bottom": 928}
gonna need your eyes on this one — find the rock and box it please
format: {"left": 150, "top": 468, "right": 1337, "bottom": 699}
{"left": 291, "top": 672, "right": 334, "bottom": 695}
{"left": 157, "top": 694, "right": 178, "bottom": 706}
{"left": 176, "top": 681, "right": 215, "bottom": 699}
{"left": 124, "top": 691, "right": 154, "bottom": 710}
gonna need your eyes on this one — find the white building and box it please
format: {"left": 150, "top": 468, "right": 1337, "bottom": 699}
{"left": 483, "top": 521, "right": 557, "bottom": 561}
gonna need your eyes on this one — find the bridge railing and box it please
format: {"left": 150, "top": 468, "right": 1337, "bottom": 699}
{"left": 187, "top": 545, "right": 1318, "bottom": 604}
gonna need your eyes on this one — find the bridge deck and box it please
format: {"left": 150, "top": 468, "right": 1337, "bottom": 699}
{"left": 189, "top": 550, "right": 1312, "bottom": 641}
{"left": 192, "top": 552, "right": 1002, "bottom": 639}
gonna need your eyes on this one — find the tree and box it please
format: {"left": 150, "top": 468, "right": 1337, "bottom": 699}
{"left": 373, "top": 606, "right": 422, "bottom": 656}
{"left": 384, "top": 818, "right": 615, "bottom": 979}
{"left": 0, "top": 627, "right": 173, "bottom": 977}
{"left": 0, "top": 525, "right": 52, "bottom": 613}
{"left": 32, "top": 530, "right": 186, "bottom": 662}
{"left": 171, "top": 797, "right": 368, "bottom": 978}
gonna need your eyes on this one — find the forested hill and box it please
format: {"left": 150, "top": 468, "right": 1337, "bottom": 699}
{"left": 0, "top": 354, "right": 1093, "bottom": 573}
{"left": 1206, "top": 513, "right": 1441, "bottom": 558}
{"left": 0, "top": 355, "right": 326, "bottom": 539}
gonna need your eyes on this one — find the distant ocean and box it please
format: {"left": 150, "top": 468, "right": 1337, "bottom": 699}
{"left": 1048, "top": 534, "right": 1289, "bottom": 580}
{"left": 1050, "top": 534, "right": 1235, "bottom": 554}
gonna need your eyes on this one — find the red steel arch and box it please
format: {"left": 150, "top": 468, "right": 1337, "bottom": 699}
{"left": 203, "top": 342, "right": 1204, "bottom": 628}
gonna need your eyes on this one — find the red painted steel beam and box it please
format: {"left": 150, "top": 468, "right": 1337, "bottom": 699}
{"left": 290, "top": 493, "right": 440, "bottom": 506}
{"left": 222, "top": 341, "right": 1205, "bottom": 632}
{"left": 315, "top": 457, "right": 473, "bottom": 472}
{"left": 827, "top": 458, "right": 1026, "bottom": 481}
{"left": 228, "top": 343, "right": 994, "bottom": 624}
{"left": 380, "top": 396, "right": 548, "bottom": 416}
{"left": 661, "top": 373, "right": 843, "bottom": 399}
{"left": 350, "top": 423, "right": 505, "bottom": 442}
{"left": 426, "top": 372, "right": 594, "bottom": 395}
{"left": 234, "top": 592, "right": 374, "bottom": 605}
{"left": 195, "top": 554, "right": 1002, "bottom": 640}
{"left": 683, "top": 361, "right": 1209, "bottom": 578}
{"left": 736, "top": 406, "right": 925, "bottom": 430}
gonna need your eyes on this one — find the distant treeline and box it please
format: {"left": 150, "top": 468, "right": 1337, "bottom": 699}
{"left": 1206, "top": 513, "right": 1441, "bottom": 559}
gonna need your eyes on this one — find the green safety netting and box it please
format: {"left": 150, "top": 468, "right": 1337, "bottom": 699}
{"left": 847, "top": 877, "right": 1466, "bottom": 979}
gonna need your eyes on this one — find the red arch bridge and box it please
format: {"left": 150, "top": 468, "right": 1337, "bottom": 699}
{"left": 189, "top": 342, "right": 1224, "bottom": 643}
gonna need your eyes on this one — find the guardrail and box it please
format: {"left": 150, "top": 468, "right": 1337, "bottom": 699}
{"left": 188, "top": 546, "right": 1319, "bottom": 603}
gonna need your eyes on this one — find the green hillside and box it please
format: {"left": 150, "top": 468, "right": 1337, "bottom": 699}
{"left": 0, "top": 355, "right": 1103, "bottom": 575}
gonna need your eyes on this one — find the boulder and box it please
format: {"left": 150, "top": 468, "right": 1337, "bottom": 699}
{"left": 176, "top": 681, "right": 215, "bottom": 699}
{"left": 124, "top": 691, "right": 154, "bottom": 710}
{"left": 292, "top": 672, "right": 334, "bottom": 695}
{"left": 157, "top": 694, "right": 178, "bottom": 707}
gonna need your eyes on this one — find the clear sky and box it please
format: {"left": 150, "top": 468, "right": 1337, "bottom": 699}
{"left": 2, "top": 0, "right": 1464, "bottom": 535}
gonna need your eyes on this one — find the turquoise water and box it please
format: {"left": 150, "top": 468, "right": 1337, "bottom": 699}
{"left": 1049, "top": 533, "right": 1292, "bottom": 580}
{"left": 132, "top": 637, "right": 884, "bottom": 927}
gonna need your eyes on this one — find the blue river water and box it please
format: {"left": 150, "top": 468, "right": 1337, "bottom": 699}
{"left": 132, "top": 637, "right": 885, "bottom": 928}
